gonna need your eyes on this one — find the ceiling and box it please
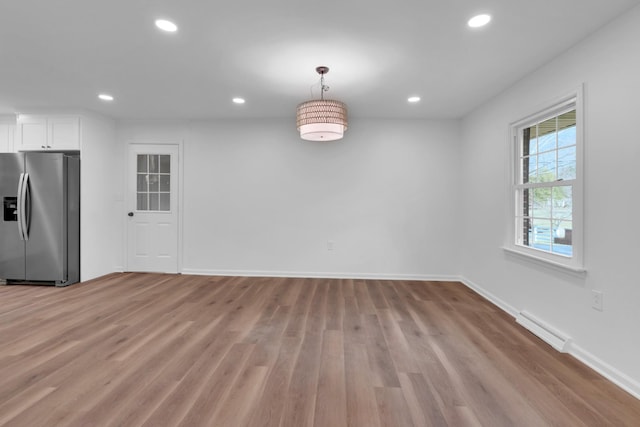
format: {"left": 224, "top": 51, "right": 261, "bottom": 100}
{"left": 0, "top": 0, "right": 638, "bottom": 121}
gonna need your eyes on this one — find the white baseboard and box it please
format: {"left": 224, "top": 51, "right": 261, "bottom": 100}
{"left": 180, "top": 268, "right": 459, "bottom": 282}
{"left": 459, "top": 276, "right": 518, "bottom": 317}
{"left": 459, "top": 276, "right": 640, "bottom": 400}
{"left": 570, "top": 344, "right": 640, "bottom": 400}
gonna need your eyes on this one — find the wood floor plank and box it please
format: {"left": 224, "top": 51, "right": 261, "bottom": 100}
{"left": 280, "top": 281, "right": 328, "bottom": 427}
{"left": 244, "top": 336, "right": 303, "bottom": 427}
{"left": 283, "top": 278, "right": 317, "bottom": 337}
{"left": 0, "top": 386, "right": 57, "bottom": 426}
{"left": 353, "top": 279, "right": 376, "bottom": 315}
{"left": 139, "top": 330, "right": 241, "bottom": 427}
{"left": 175, "top": 342, "right": 255, "bottom": 427}
{"left": 341, "top": 278, "right": 355, "bottom": 299}
{"left": 0, "top": 323, "right": 127, "bottom": 405}
{"left": 378, "top": 280, "right": 413, "bottom": 321}
{"left": 376, "top": 309, "right": 420, "bottom": 373}
{"left": 209, "top": 364, "right": 269, "bottom": 427}
{"left": 344, "top": 342, "right": 382, "bottom": 427}
{"left": 279, "top": 331, "right": 322, "bottom": 427}
{"left": 245, "top": 304, "right": 292, "bottom": 367}
{"left": 313, "top": 330, "right": 347, "bottom": 427}
{"left": 324, "top": 281, "right": 344, "bottom": 331}
{"left": 1, "top": 274, "right": 639, "bottom": 427}
{"left": 65, "top": 321, "right": 196, "bottom": 427}
{"left": 367, "top": 280, "right": 390, "bottom": 310}
{"left": 363, "top": 314, "right": 402, "bottom": 388}
{"left": 374, "top": 386, "right": 415, "bottom": 427}
{"left": 398, "top": 372, "right": 448, "bottom": 427}
{"left": 342, "top": 296, "right": 367, "bottom": 346}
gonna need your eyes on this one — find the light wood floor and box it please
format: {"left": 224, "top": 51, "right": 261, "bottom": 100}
{"left": 0, "top": 274, "right": 639, "bottom": 426}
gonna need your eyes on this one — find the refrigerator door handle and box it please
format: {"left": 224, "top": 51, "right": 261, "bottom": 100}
{"left": 17, "top": 173, "right": 25, "bottom": 241}
{"left": 17, "top": 173, "right": 30, "bottom": 241}
{"left": 23, "top": 173, "right": 31, "bottom": 240}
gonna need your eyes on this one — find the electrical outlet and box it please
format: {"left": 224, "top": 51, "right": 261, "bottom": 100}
{"left": 327, "top": 240, "right": 334, "bottom": 251}
{"left": 591, "top": 290, "right": 604, "bottom": 311}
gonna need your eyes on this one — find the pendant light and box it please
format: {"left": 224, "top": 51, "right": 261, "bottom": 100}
{"left": 296, "top": 66, "right": 348, "bottom": 141}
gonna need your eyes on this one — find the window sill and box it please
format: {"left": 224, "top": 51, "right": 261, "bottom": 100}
{"left": 502, "top": 246, "right": 586, "bottom": 275}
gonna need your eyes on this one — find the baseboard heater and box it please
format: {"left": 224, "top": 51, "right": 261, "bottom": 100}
{"left": 516, "top": 310, "right": 572, "bottom": 353}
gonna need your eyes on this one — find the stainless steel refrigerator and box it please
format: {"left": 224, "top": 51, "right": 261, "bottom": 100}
{"left": 0, "top": 152, "right": 80, "bottom": 286}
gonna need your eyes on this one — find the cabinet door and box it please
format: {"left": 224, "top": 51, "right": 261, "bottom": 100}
{"left": 0, "top": 123, "right": 15, "bottom": 152}
{"left": 17, "top": 116, "right": 48, "bottom": 150}
{"left": 49, "top": 116, "right": 80, "bottom": 150}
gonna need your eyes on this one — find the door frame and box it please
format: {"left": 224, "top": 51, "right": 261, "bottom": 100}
{"left": 124, "top": 141, "right": 184, "bottom": 273}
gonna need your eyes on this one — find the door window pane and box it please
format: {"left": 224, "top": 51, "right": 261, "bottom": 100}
{"left": 137, "top": 174, "right": 147, "bottom": 192}
{"left": 149, "top": 193, "right": 159, "bottom": 211}
{"left": 149, "top": 155, "right": 159, "bottom": 173}
{"left": 160, "top": 193, "right": 170, "bottom": 211}
{"left": 160, "top": 155, "right": 170, "bottom": 173}
{"left": 135, "top": 154, "right": 172, "bottom": 211}
{"left": 137, "top": 155, "right": 148, "bottom": 173}
{"left": 160, "top": 175, "right": 170, "bottom": 192}
{"left": 148, "top": 174, "right": 159, "bottom": 191}
{"left": 137, "top": 193, "right": 148, "bottom": 210}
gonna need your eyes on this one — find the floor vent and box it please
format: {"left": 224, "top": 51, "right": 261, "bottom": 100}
{"left": 516, "top": 311, "right": 571, "bottom": 353}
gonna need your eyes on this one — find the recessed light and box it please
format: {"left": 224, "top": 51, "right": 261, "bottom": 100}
{"left": 468, "top": 14, "right": 491, "bottom": 28}
{"left": 408, "top": 96, "right": 421, "bottom": 103}
{"left": 98, "top": 93, "right": 114, "bottom": 101}
{"left": 155, "top": 19, "right": 178, "bottom": 32}
{"left": 232, "top": 97, "right": 246, "bottom": 104}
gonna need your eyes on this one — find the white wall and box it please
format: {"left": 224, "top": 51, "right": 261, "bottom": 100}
{"left": 80, "top": 114, "right": 123, "bottom": 281}
{"left": 119, "top": 118, "right": 461, "bottom": 279}
{"left": 460, "top": 6, "right": 640, "bottom": 395}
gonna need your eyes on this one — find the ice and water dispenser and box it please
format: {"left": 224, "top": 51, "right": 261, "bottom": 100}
{"left": 3, "top": 197, "right": 17, "bottom": 221}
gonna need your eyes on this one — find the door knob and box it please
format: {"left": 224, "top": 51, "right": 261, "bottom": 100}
{"left": 127, "top": 212, "right": 134, "bottom": 217}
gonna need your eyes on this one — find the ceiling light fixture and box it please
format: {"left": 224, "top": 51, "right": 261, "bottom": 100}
{"left": 296, "top": 66, "right": 348, "bottom": 141}
{"left": 155, "top": 19, "right": 178, "bottom": 32}
{"left": 232, "top": 97, "right": 245, "bottom": 104}
{"left": 408, "top": 96, "right": 421, "bottom": 103}
{"left": 98, "top": 93, "right": 114, "bottom": 101}
{"left": 468, "top": 14, "right": 491, "bottom": 28}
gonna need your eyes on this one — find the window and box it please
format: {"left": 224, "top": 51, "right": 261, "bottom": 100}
{"left": 508, "top": 89, "right": 584, "bottom": 271}
{"left": 136, "top": 154, "right": 171, "bottom": 211}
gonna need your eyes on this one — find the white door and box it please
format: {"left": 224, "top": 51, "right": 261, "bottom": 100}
{"left": 126, "top": 144, "right": 179, "bottom": 273}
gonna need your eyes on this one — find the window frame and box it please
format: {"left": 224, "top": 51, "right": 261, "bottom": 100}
{"left": 505, "top": 87, "right": 585, "bottom": 273}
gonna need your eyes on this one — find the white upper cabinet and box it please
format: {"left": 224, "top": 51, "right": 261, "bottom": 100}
{"left": 0, "top": 120, "right": 16, "bottom": 153}
{"left": 49, "top": 116, "right": 81, "bottom": 150}
{"left": 16, "top": 115, "right": 46, "bottom": 150}
{"left": 16, "top": 114, "right": 81, "bottom": 151}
